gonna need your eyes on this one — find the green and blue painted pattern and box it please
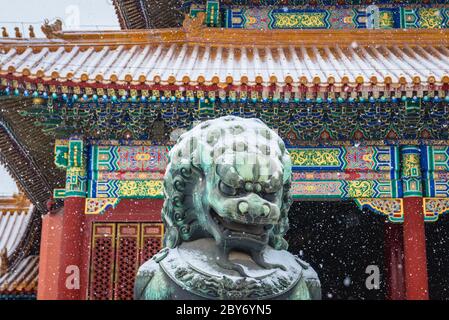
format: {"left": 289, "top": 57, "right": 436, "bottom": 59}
{"left": 289, "top": 146, "right": 399, "bottom": 179}
{"left": 291, "top": 179, "right": 401, "bottom": 199}
{"left": 65, "top": 139, "right": 87, "bottom": 198}
{"left": 216, "top": 5, "right": 449, "bottom": 29}
{"left": 422, "top": 146, "right": 449, "bottom": 197}
{"left": 53, "top": 139, "right": 449, "bottom": 200}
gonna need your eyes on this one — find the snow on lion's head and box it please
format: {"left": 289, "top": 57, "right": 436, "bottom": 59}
{"left": 162, "top": 116, "right": 293, "bottom": 259}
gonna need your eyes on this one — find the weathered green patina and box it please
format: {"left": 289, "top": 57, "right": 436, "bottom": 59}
{"left": 134, "top": 116, "right": 321, "bottom": 300}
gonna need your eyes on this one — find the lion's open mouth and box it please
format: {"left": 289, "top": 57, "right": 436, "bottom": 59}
{"left": 210, "top": 208, "right": 272, "bottom": 241}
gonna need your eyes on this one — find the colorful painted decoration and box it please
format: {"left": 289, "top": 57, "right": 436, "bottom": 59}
{"left": 268, "top": 9, "right": 330, "bottom": 29}
{"left": 219, "top": 5, "right": 449, "bottom": 29}
{"left": 423, "top": 198, "right": 449, "bottom": 222}
{"left": 292, "top": 180, "right": 401, "bottom": 199}
{"left": 65, "top": 139, "right": 87, "bottom": 198}
{"left": 54, "top": 144, "right": 69, "bottom": 169}
{"left": 19, "top": 97, "right": 449, "bottom": 142}
{"left": 422, "top": 146, "right": 449, "bottom": 172}
{"left": 355, "top": 198, "right": 403, "bottom": 223}
{"left": 90, "top": 146, "right": 170, "bottom": 172}
{"left": 53, "top": 188, "right": 65, "bottom": 199}
{"left": 85, "top": 198, "right": 120, "bottom": 215}
{"left": 289, "top": 146, "right": 398, "bottom": 177}
{"left": 206, "top": 0, "right": 220, "bottom": 27}
{"left": 215, "top": 0, "right": 448, "bottom": 5}
{"left": 293, "top": 172, "right": 393, "bottom": 181}
{"left": 425, "top": 180, "right": 449, "bottom": 198}
{"left": 51, "top": 138, "right": 449, "bottom": 223}
{"left": 90, "top": 180, "right": 164, "bottom": 199}
{"left": 401, "top": 146, "right": 423, "bottom": 198}
{"left": 92, "top": 171, "right": 165, "bottom": 181}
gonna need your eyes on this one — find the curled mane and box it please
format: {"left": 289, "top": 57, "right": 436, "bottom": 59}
{"left": 162, "top": 116, "right": 293, "bottom": 250}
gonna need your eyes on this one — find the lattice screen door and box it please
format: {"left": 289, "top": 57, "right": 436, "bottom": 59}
{"left": 88, "top": 222, "right": 164, "bottom": 300}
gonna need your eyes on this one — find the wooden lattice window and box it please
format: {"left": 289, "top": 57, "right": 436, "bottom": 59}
{"left": 89, "top": 222, "right": 164, "bottom": 300}
{"left": 141, "top": 224, "right": 164, "bottom": 262}
{"left": 89, "top": 224, "right": 116, "bottom": 300}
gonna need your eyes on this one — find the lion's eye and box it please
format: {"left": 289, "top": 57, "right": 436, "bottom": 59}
{"left": 219, "top": 181, "right": 237, "bottom": 196}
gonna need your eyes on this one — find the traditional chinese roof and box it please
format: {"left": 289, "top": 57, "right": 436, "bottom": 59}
{"left": 1, "top": 28, "right": 449, "bottom": 89}
{"left": 0, "top": 194, "right": 39, "bottom": 299}
{"left": 0, "top": 194, "right": 33, "bottom": 258}
{"left": 0, "top": 255, "right": 38, "bottom": 299}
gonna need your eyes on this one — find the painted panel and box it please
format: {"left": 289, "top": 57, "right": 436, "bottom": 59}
{"left": 85, "top": 145, "right": 400, "bottom": 199}
{"left": 355, "top": 198, "right": 404, "bottom": 223}
{"left": 52, "top": 141, "right": 449, "bottom": 200}
{"left": 289, "top": 146, "right": 399, "bottom": 178}
{"left": 424, "top": 198, "right": 449, "bottom": 222}
{"left": 268, "top": 9, "right": 330, "bottom": 29}
{"left": 90, "top": 146, "right": 170, "bottom": 172}
{"left": 422, "top": 146, "right": 449, "bottom": 197}
{"left": 90, "top": 145, "right": 400, "bottom": 174}
{"left": 89, "top": 180, "right": 164, "bottom": 199}
{"left": 89, "top": 179, "right": 400, "bottom": 200}
{"left": 293, "top": 171, "right": 393, "bottom": 181}
{"left": 424, "top": 180, "right": 449, "bottom": 198}
{"left": 422, "top": 146, "right": 449, "bottom": 172}
{"left": 291, "top": 180, "right": 401, "bottom": 199}
{"left": 221, "top": 6, "right": 449, "bottom": 29}
{"left": 91, "top": 171, "right": 165, "bottom": 181}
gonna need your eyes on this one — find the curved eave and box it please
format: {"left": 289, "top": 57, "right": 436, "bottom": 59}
{"left": 0, "top": 203, "right": 33, "bottom": 258}
{"left": 0, "top": 98, "right": 64, "bottom": 213}
{"left": 0, "top": 255, "right": 39, "bottom": 295}
{"left": 1, "top": 29, "right": 449, "bottom": 89}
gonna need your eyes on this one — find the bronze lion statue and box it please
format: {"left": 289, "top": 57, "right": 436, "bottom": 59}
{"left": 134, "top": 116, "right": 321, "bottom": 300}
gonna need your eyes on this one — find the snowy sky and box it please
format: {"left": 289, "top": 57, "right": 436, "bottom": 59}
{"left": 0, "top": 0, "right": 120, "bottom": 195}
{"left": 0, "top": 166, "right": 18, "bottom": 196}
{"left": 0, "top": 0, "right": 120, "bottom": 36}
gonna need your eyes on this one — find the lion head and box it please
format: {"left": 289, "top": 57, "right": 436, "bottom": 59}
{"left": 162, "top": 116, "right": 293, "bottom": 262}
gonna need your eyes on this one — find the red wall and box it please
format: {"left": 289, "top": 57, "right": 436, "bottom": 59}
{"left": 37, "top": 199, "right": 164, "bottom": 300}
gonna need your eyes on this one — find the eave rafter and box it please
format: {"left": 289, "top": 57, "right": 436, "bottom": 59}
{"left": 0, "top": 97, "right": 64, "bottom": 213}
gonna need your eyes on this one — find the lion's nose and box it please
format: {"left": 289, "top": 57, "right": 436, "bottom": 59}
{"left": 238, "top": 201, "right": 249, "bottom": 214}
{"left": 261, "top": 204, "right": 271, "bottom": 217}
{"left": 238, "top": 200, "right": 271, "bottom": 218}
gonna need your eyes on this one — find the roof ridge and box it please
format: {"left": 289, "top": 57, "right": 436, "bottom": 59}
{"left": 2, "top": 28, "right": 449, "bottom": 48}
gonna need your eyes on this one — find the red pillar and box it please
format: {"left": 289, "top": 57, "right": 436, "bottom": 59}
{"left": 37, "top": 198, "right": 85, "bottom": 300}
{"left": 384, "top": 223, "right": 405, "bottom": 300}
{"left": 403, "top": 197, "right": 429, "bottom": 300}
{"left": 37, "top": 209, "right": 64, "bottom": 300}
{"left": 57, "top": 197, "right": 85, "bottom": 300}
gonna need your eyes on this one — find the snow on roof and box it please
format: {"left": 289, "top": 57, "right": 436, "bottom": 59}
{"left": 0, "top": 194, "right": 33, "bottom": 258}
{"left": 0, "top": 255, "right": 39, "bottom": 295}
{"left": 1, "top": 42, "right": 449, "bottom": 87}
